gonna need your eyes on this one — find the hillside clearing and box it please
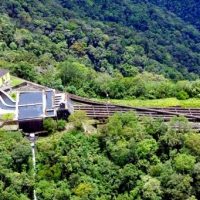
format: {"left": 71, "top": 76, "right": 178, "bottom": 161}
{"left": 94, "top": 98, "right": 200, "bottom": 108}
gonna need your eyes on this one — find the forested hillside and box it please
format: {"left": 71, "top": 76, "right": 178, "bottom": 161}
{"left": 1, "top": 0, "right": 200, "bottom": 80}
{"left": 5, "top": 108, "right": 200, "bottom": 199}
{"left": 3, "top": 112, "right": 200, "bottom": 199}
{"left": 0, "top": 131, "right": 33, "bottom": 199}
{"left": 145, "top": 0, "right": 200, "bottom": 30}
{"left": 2, "top": 1, "right": 200, "bottom": 199}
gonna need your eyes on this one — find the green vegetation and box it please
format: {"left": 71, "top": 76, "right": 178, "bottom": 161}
{"left": 147, "top": 0, "right": 200, "bottom": 30}
{"left": 103, "top": 98, "right": 200, "bottom": 108}
{"left": 43, "top": 118, "right": 67, "bottom": 133}
{"left": 10, "top": 91, "right": 17, "bottom": 100}
{"left": 35, "top": 112, "right": 200, "bottom": 199}
{"left": 0, "top": 131, "right": 33, "bottom": 199}
{"left": 2, "top": 112, "right": 200, "bottom": 199}
{"left": 43, "top": 118, "right": 57, "bottom": 133}
{"left": 0, "top": 113, "right": 15, "bottom": 121}
{"left": 1, "top": 1, "right": 200, "bottom": 199}
{"left": 10, "top": 75, "right": 24, "bottom": 87}
{"left": 68, "top": 111, "right": 89, "bottom": 131}
{"left": 2, "top": 1, "right": 200, "bottom": 199}
{"left": 57, "top": 120, "right": 66, "bottom": 131}
{"left": 1, "top": 0, "right": 200, "bottom": 99}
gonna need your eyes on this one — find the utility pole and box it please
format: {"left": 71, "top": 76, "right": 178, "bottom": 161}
{"left": 30, "top": 133, "right": 37, "bottom": 200}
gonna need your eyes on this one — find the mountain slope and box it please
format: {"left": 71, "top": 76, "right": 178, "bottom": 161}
{"left": 143, "top": 0, "right": 200, "bottom": 30}
{"left": 0, "top": 0, "right": 200, "bottom": 81}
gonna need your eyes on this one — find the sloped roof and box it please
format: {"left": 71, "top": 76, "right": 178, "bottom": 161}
{"left": 0, "top": 69, "right": 9, "bottom": 77}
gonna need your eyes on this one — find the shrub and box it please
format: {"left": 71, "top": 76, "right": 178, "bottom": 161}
{"left": 68, "top": 111, "right": 88, "bottom": 131}
{"left": 57, "top": 120, "right": 66, "bottom": 131}
{"left": 174, "top": 153, "right": 196, "bottom": 172}
{"left": 11, "top": 92, "right": 17, "bottom": 100}
{"left": 176, "top": 90, "right": 189, "bottom": 100}
{"left": 136, "top": 139, "right": 158, "bottom": 159}
{"left": 185, "top": 134, "right": 200, "bottom": 156}
{"left": 1, "top": 113, "right": 14, "bottom": 121}
{"left": 43, "top": 118, "right": 57, "bottom": 133}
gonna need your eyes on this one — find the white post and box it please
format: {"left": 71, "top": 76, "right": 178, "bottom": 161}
{"left": 30, "top": 133, "right": 37, "bottom": 200}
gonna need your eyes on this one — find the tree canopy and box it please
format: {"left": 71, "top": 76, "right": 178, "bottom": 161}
{"left": 34, "top": 113, "right": 200, "bottom": 200}
{"left": 1, "top": 0, "right": 200, "bottom": 97}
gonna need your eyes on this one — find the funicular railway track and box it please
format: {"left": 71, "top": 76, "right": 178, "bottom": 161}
{"left": 13, "top": 82, "right": 200, "bottom": 123}
{"left": 73, "top": 104, "right": 200, "bottom": 122}
{"left": 4, "top": 80, "right": 200, "bottom": 130}
{"left": 68, "top": 94, "right": 200, "bottom": 123}
{"left": 8, "top": 81, "right": 200, "bottom": 123}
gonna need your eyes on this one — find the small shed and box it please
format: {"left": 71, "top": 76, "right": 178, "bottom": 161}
{"left": 0, "top": 69, "right": 10, "bottom": 87}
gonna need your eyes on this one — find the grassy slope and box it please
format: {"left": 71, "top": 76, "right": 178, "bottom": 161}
{"left": 94, "top": 98, "right": 200, "bottom": 108}
{"left": 10, "top": 76, "right": 24, "bottom": 87}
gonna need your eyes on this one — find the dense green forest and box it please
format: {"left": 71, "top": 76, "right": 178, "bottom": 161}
{"left": 0, "top": 131, "right": 33, "bottom": 199}
{"left": 2, "top": 112, "right": 200, "bottom": 199}
{"left": 144, "top": 0, "right": 200, "bottom": 30}
{"left": 36, "top": 113, "right": 200, "bottom": 200}
{"left": 2, "top": 1, "right": 200, "bottom": 199}
{"left": 1, "top": 0, "right": 200, "bottom": 98}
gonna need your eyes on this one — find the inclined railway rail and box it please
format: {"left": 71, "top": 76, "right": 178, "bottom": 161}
{"left": 3, "top": 81, "right": 200, "bottom": 132}
{"left": 9, "top": 81, "right": 200, "bottom": 123}
{"left": 68, "top": 94, "right": 200, "bottom": 123}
